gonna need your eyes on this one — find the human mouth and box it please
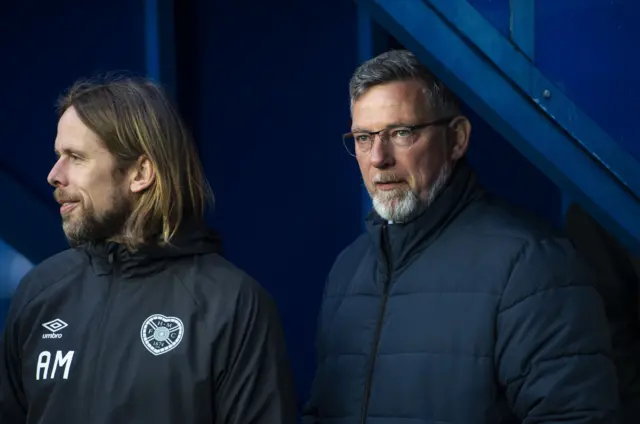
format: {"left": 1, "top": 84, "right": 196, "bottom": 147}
{"left": 375, "top": 180, "right": 406, "bottom": 190}
{"left": 60, "top": 202, "right": 80, "bottom": 214}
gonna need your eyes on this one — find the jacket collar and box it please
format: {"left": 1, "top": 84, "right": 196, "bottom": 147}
{"left": 78, "top": 222, "right": 223, "bottom": 278}
{"left": 365, "top": 159, "right": 483, "bottom": 272}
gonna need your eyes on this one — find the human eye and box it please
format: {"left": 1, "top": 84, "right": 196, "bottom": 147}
{"left": 391, "top": 128, "right": 412, "bottom": 139}
{"left": 354, "top": 133, "right": 371, "bottom": 143}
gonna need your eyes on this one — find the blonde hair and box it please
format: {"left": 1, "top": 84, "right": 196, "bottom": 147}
{"left": 57, "top": 75, "right": 214, "bottom": 250}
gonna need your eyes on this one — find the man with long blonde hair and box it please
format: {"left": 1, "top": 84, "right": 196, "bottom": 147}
{"left": 0, "top": 76, "right": 297, "bottom": 424}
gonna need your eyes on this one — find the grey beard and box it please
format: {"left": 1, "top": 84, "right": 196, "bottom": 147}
{"left": 371, "top": 162, "right": 452, "bottom": 223}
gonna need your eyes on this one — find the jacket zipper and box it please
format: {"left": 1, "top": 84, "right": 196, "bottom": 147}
{"left": 359, "top": 224, "right": 392, "bottom": 424}
{"left": 86, "top": 253, "right": 120, "bottom": 422}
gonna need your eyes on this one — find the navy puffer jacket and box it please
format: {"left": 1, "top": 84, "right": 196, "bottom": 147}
{"left": 303, "top": 161, "right": 619, "bottom": 423}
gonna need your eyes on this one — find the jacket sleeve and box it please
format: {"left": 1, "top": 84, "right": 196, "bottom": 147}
{"left": 565, "top": 202, "right": 640, "bottom": 421}
{"left": 0, "top": 294, "right": 28, "bottom": 423}
{"left": 495, "top": 237, "right": 620, "bottom": 423}
{"left": 300, "top": 284, "right": 324, "bottom": 424}
{"left": 301, "top": 246, "right": 360, "bottom": 424}
{"left": 213, "top": 277, "right": 298, "bottom": 424}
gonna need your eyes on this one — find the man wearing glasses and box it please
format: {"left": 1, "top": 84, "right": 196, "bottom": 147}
{"left": 302, "top": 50, "right": 619, "bottom": 423}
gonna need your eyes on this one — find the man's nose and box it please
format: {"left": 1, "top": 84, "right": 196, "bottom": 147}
{"left": 368, "top": 135, "right": 394, "bottom": 169}
{"left": 47, "top": 159, "right": 67, "bottom": 187}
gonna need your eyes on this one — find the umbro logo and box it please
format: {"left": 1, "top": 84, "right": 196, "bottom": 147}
{"left": 42, "top": 319, "right": 68, "bottom": 339}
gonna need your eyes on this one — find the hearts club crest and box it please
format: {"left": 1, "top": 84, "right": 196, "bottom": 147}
{"left": 140, "top": 314, "right": 184, "bottom": 356}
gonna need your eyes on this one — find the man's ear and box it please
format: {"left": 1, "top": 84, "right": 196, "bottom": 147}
{"left": 447, "top": 115, "right": 471, "bottom": 160}
{"left": 129, "top": 155, "right": 155, "bottom": 193}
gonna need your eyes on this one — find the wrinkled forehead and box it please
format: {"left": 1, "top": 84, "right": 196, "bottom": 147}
{"left": 351, "top": 81, "right": 433, "bottom": 130}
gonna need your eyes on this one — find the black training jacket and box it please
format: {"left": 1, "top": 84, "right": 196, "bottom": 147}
{"left": 0, "top": 226, "right": 297, "bottom": 424}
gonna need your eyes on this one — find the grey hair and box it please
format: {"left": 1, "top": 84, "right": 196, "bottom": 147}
{"left": 349, "top": 49, "right": 460, "bottom": 118}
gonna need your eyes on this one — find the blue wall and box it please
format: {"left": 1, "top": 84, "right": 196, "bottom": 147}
{"left": 0, "top": 239, "right": 33, "bottom": 329}
{"left": 172, "top": 0, "right": 364, "bottom": 405}
{"left": 468, "top": 0, "right": 639, "bottom": 161}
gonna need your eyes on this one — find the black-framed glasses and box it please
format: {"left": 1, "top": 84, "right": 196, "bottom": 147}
{"left": 342, "top": 116, "right": 455, "bottom": 157}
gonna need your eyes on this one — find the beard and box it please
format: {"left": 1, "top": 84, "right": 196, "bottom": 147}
{"left": 369, "top": 162, "right": 452, "bottom": 223}
{"left": 57, "top": 191, "right": 133, "bottom": 248}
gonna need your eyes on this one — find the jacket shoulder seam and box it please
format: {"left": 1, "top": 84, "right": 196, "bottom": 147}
{"left": 16, "top": 265, "right": 79, "bottom": 323}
